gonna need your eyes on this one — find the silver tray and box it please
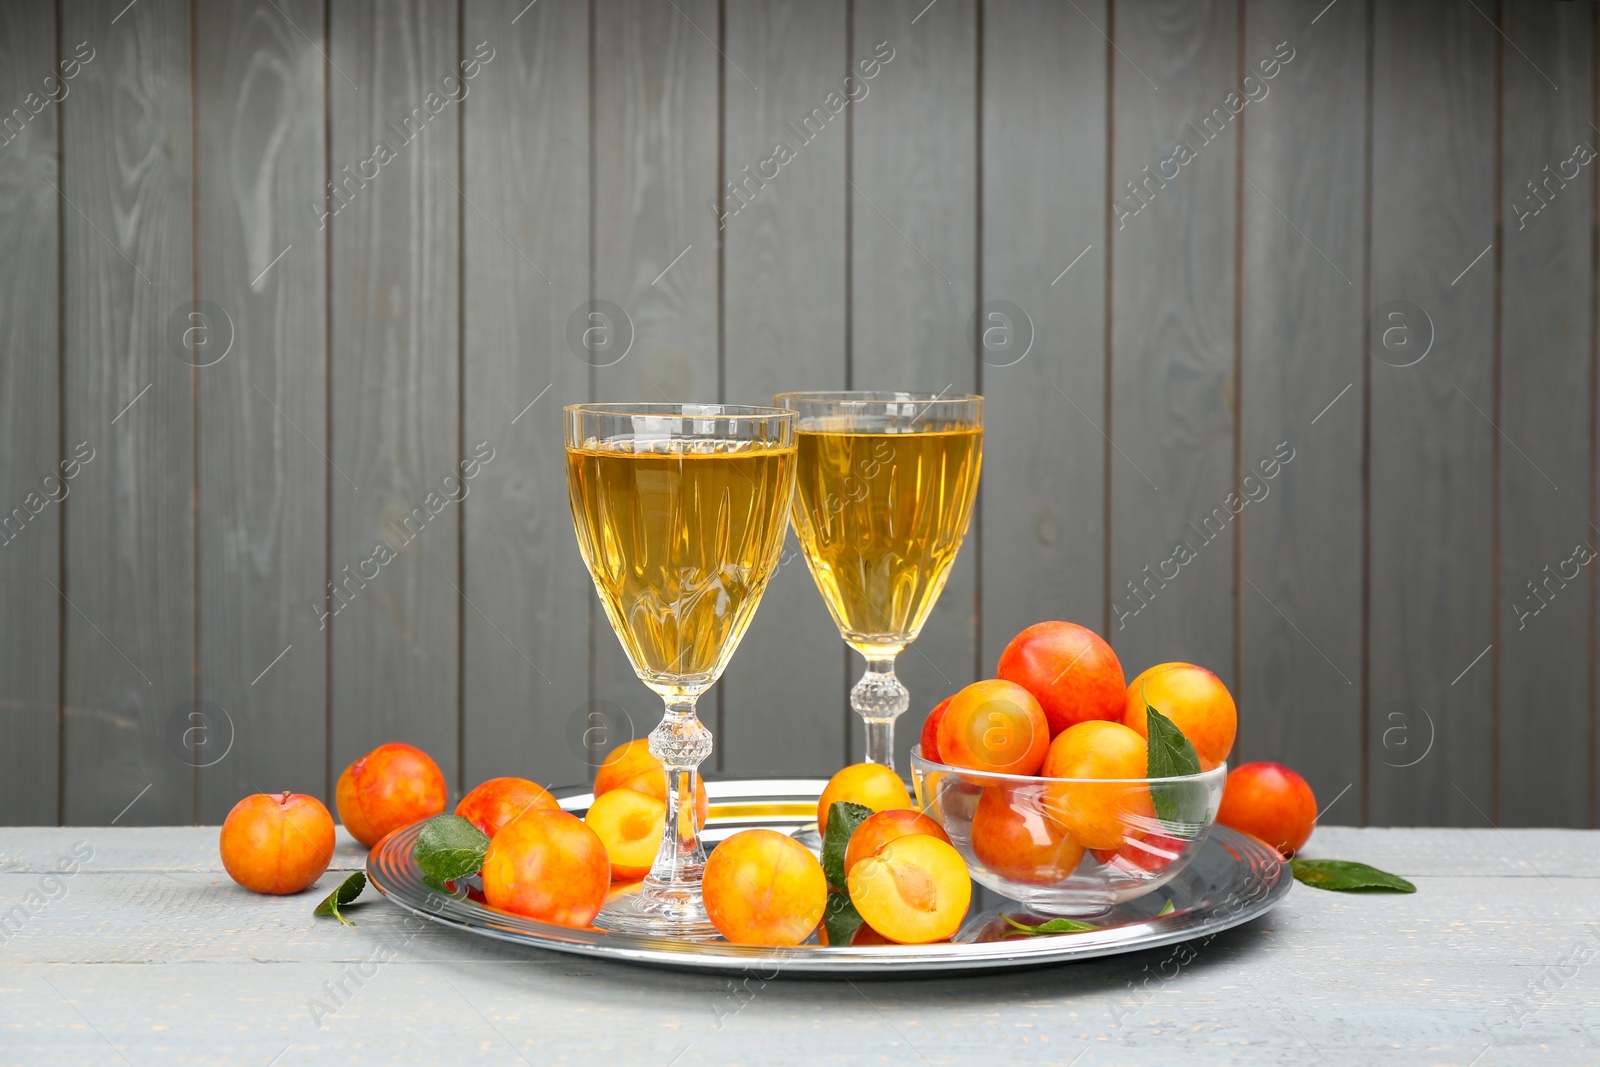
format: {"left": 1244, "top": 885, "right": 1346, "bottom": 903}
{"left": 366, "top": 778, "right": 1290, "bottom": 976}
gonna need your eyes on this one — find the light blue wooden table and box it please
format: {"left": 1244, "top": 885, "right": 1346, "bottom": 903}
{"left": 2, "top": 825, "right": 1594, "bottom": 1065}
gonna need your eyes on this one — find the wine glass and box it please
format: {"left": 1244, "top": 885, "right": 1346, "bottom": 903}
{"left": 565, "top": 403, "right": 797, "bottom": 936}
{"left": 774, "top": 391, "right": 983, "bottom": 771}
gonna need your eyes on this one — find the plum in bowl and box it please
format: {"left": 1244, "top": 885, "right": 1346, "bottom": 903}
{"left": 910, "top": 747, "right": 1227, "bottom": 914}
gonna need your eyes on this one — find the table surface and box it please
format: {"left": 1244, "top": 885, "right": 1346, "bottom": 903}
{"left": 1, "top": 825, "right": 1595, "bottom": 1066}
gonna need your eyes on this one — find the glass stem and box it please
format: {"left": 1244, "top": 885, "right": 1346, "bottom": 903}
{"left": 852, "top": 654, "right": 909, "bottom": 771}
{"left": 642, "top": 696, "right": 712, "bottom": 916}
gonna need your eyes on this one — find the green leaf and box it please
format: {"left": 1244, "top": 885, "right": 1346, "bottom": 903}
{"left": 1143, "top": 692, "right": 1203, "bottom": 825}
{"left": 315, "top": 871, "right": 367, "bottom": 926}
{"left": 1291, "top": 858, "right": 1416, "bottom": 893}
{"left": 1143, "top": 697, "right": 1202, "bottom": 781}
{"left": 820, "top": 801, "right": 876, "bottom": 891}
{"left": 822, "top": 892, "right": 865, "bottom": 945}
{"left": 413, "top": 815, "right": 491, "bottom": 885}
{"left": 1001, "top": 913, "right": 1099, "bottom": 937}
{"left": 1157, "top": 898, "right": 1175, "bottom": 916}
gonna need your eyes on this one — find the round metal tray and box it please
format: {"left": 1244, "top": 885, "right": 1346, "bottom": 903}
{"left": 366, "top": 778, "right": 1290, "bottom": 976}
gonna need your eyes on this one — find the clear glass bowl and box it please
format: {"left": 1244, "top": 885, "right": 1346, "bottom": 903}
{"left": 909, "top": 746, "right": 1227, "bottom": 915}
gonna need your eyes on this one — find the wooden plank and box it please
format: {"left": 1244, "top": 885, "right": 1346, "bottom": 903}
{"left": 1305, "top": 824, "right": 1600, "bottom": 879}
{"left": 10, "top": 822, "right": 1600, "bottom": 878}
{"left": 849, "top": 0, "right": 978, "bottom": 768}
{"left": 1238, "top": 1, "right": 1366, "bottom": 812}
{"left": 589, "top": 0, "right": 721, "bottom": 753}
{"left": 3, "top": 945, "right": 1595, "bottom": 1065}
{"left": 1366, "top": 0, "right": 1496, "bottom": 826}
{"left": 716, "top": 0, "right": 850, "bottom": 777}
{"left": 194, "top": 0, "right": 329, "bottom": 821}
{"left": 1108, "top": 2, "right": 1239, "bottom": 698}
{"left": 60, "top": 0, "right": 194, "bottom": 825}
{"left": 460, "top": 0, "right": 592, "bottom": 793}
{"left": 0, "top": 825, "right": 370, "bottom": 873}
{"left": 327, "top": 0, "right": 461, "bottom": 791}
{"left": 978, "top": 0, "right": 1107, "bottom": 679}
{"left": 3, "top": 944, "right": 1594, "bottom": 1065}
{"left": 5, "top": 864, "right": 1598, "bottom": 965}
{"left": 0, "top": 1, "right": 62, "bottom": 825}
{"left": 1496, "top": 0, "right": 1593, "bottom": 828}
{"left": 5, "top": 827, "right": 1600, "bottom": 1064}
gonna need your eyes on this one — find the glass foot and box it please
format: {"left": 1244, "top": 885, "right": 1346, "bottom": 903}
{"left": 596, "top": 883, "right": 721, "bottom": 941}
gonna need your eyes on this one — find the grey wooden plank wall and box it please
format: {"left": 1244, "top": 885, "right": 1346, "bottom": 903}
{"left": 0, "top": 0, "right": 1595, "bottom": 830}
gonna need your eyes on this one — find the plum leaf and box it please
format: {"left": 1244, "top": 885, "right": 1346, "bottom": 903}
{"left": 414, "top": 815, "right": 490, "bottom": 884}
{"left": 1290, "top": 858, "right": 1416, "bottom": 893}
{"left": 820, "top": 801, "right": 875, "bottom": 891}
{"left": 1143, "top": 693, "right": 1203, "bottom": 826}
{"left": 315, "top": 871, "right": 367, "bottom": 926}
{"left": 822, "top": 892, "right": 865, "bottom": 946}
{"left": 1001, "top": 913, "right": 1099, "bottom": 937}
{"left": 1143, "top": 699, "right": 1202, "bottom": 781}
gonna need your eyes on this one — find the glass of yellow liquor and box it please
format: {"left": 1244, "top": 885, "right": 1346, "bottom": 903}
{"left": 774, "top": 391, "right": 983, "bottom": 772}
{"left": 565, "top": 403, "right": 797, "bottom": 936}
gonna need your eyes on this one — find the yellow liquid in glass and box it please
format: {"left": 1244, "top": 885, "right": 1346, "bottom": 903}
{"left": 566, "top": 439, "right": 795, "bottom": 693}
{"left": 790, "top": 427, "right": 982, "bottom": 655}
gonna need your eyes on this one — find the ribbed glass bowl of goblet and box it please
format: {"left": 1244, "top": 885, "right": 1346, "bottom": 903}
{"left": 910, "top": 747, "right": 1228, "bottom": 914}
